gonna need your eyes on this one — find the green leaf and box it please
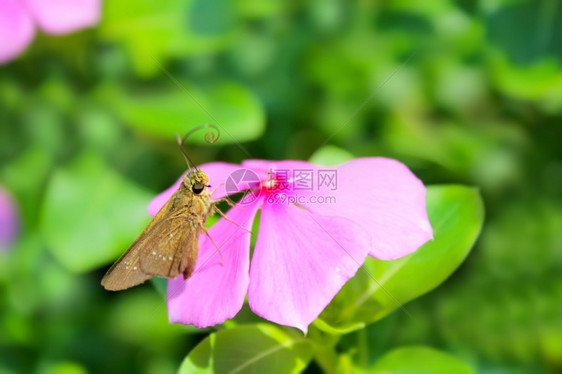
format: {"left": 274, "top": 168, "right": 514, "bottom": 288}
{"left": 41, "top": 152, "right": 153, "bottom": 273}
{"left": 105, "top": 290, "right": 190, "bottom": 348}
{"left": 39, "top": 361, "right": 88, "bottom": 374}
{"left": 99, "top": 0, "right": 237, "bottom": 76}
{"left": 371, "top": 346, "right": 475, "bottom": 374}
{"left": 1, "top": 148, "right": 53, "bottom": 227}
{"left": 315, "top": 185, "right": 484, "bottom": 334}
{"left": 484, "top": 0, "right": 562, "bottom": 66}
{"left": 96, "top": 82, "right": 265, "bottom": 144}
{"left": 309, "top": 145, "right": 354, "bottom": 166}
{"left": 488, "top": 52, "right": 562, "bottom": 113}
{"left": 180, "top": 324, "right": 312, "bottom": 374}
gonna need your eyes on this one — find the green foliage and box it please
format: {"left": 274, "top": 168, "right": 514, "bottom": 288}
{"left": 1, "top": 0, "right": 561, "bottom": 372}
{"left": 41, "top": 152, "right": 153, "bottom": 273}
{"left": 180, "top": 324, "right": 312, "bottom": 374}
{"left": 96, "top": 82, "right": 265, "bottom": 143}
{"left": 309, "top": 145, "right": 354, "bottom": 166}
{"left": 100, "top": 0, "right": 237, "bottom": 76}
{"left": 370, "top": 346, "right": 475, "bottom": 374}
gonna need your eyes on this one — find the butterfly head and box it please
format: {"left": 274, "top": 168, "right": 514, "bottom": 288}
{"left": 184, "top": 170, "right": 210, "bottom": 195}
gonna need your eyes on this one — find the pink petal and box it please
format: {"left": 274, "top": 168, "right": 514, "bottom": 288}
{"left": 0, "top": 187, "right": 19, "bottom": 249}
{"left": 240, "top": 159, "right": 271, "bottom": 179}
{"left": 0, "top": 0, "right": 34, "bottom": 65}
{"left": 248, "top": 201, "right": 371, "bottom": 332}
{"left": 147, "top": 162, "right": 246, "bottom": 216}
{"left": 300, "top": 158, "right": 433, "bottom": 260}
{"left": 24, "top": 0, "right": 100, "bottom": 34}
{"left": 241, "top": 159, "right": 314, "bottom": 180}
{"left": 167, "top": 199, "right": 261, "bottom": 328}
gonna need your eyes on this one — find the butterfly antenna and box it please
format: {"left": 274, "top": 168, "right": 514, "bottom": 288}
{"left": 177, "top": 124, "right": 221, "bottom": 170}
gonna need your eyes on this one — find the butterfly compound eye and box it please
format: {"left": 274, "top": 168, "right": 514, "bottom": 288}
{"left": 192, "top": 182, "right": 205, "bottom": 194}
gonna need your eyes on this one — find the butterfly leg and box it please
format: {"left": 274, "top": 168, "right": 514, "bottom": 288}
{"left": 199, "top": 223, "right": 225, "bottom": 265}
{"left": 213, "top": 195, "right": 243, "bottom": 211}
{"left": 209, "top": 183, "right": 249, "bottom": 211}
{"left": 208, "top": 183, "right": 223, "bottom": 197}
{"left": 219, "top": 195, "right": 243, "bottom": 210}
{"left": 214, "top": 206, "right": 252, "bottom": 234}
{"left": 222, "top": 195, "right": 240, "bottom": 208}
{"left": 209, "top": 183, "right": 235, "bottom": 206}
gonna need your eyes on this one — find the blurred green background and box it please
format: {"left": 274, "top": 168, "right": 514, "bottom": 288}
{"left": 1, "top": 0, "right": 561, "bottom": 373}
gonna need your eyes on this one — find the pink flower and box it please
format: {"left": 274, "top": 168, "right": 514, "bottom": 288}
{"left": 149, "top": 158, "right": 433, "bottom": 332}
{"left": 0, "top": 0, "right": 101, "bottom": 64}
{"left": 0, "top": 187, "right": 19, "bottom": 250}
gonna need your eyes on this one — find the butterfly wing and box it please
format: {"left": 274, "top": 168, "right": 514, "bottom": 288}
{"left": 138, "top": 187, "right": 213, "bottom": 280}
{"left": 137, "top": 218, "right": 199, "bottom": 279}
{"left": 101, "top": 185, "right": 193, "bottom": 291}
{"left": 100, "top": 245, "right": 152, "bottom": 291}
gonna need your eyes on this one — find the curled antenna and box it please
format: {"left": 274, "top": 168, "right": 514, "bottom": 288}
{"left": 176, "top": 124, "right": 221, "bottom": 170}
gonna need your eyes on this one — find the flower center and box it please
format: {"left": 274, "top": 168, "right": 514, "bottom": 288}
{"left": 264, "top": 178, "right": 278, "bottom": 190}
{"left": 262, "top": 170, "right": 292, "bottom": 195}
